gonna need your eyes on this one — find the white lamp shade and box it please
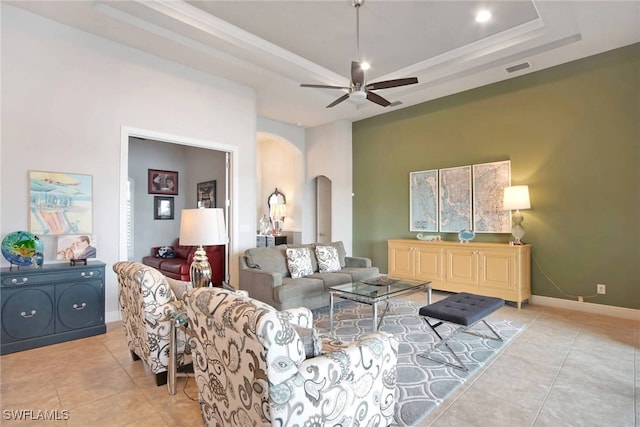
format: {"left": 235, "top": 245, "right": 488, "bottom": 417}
{"left": 270, "top": 203, "right": 286, "bottom": 218}
{"left": 503, "top": 185, "right": 531, "bottom": 210}
{"left": 179, "top": 208, "right": 228, "bottom": 246}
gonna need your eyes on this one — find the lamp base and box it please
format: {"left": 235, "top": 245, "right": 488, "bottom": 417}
{"left": 190, "top": 246, "right": 212, "bottom": 288}
{"left": 271, "top": 217, "right": 283, "bottom": 236}
{"left": 511, "top": 209, "right": 525, "bottom": 245}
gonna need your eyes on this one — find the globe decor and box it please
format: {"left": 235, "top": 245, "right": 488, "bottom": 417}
{"left": 1, "top": 231, "right": 44, "bottom": 267}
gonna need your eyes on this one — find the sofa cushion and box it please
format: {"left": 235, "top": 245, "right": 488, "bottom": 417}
{"left": 309, "top": 272, "right": 353, "bottom": 288}
{"left": 286, "top": 247, "right": 314, "bottom": 278}
{"left": 328, "top": 241, "right": 347, "bottom": 267}
{"left": 315, "top": 245, "right": 341, "bottom": 273}
{"left": 245, "top": 245, "right": 289, "bottom": 277}
{"left": 160, "top": 259, "right": 190, "bottom": 276}
{"left": 340, "top": 266, "right": 380, "bottom": 282}
{"left": 276, "top": 277, "right": 325, "bottom": 303}
{"left": 142, "top": 256, "right": 165, "bottom": 270}
{"left": 174, "top": 245, "right": 192, "bottom": 260}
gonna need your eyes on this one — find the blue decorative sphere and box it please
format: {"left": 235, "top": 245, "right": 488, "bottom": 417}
{"left": 1, "top": 231, "right": 44, "bottom": 267}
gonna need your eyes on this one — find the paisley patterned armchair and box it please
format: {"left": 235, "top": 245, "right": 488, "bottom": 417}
{"left": 184, "top": 287, "right": 399, "bottom": 427}
{"left": 113, "top": 261, "right": 192, "bottom": 386}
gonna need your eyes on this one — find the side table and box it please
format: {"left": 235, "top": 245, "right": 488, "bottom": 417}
{"left": 168, "top": 309, "right": 191, "bottom": 395}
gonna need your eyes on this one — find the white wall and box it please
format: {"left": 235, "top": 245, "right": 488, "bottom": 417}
{"left": 1, "top": 5, "right": 258, "bottom": 322}
{"left": 306, "top": 120, "right": 354, "bottom": 254}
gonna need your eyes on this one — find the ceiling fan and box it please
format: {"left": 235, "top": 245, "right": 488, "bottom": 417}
{"left": 301, "top": 0, "right": 418, "bottom": 108}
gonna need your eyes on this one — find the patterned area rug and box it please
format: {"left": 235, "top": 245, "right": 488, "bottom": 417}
{"left": 312, "top": 298, "right": 525, "bottom": 427}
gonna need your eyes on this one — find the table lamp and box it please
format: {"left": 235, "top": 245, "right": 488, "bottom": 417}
{"left": 179, "top": 208, "right": 227, "bottom": 288}
{"left": 268, "top": 188, "right": 287, "bottom": 236}
{"left": 269, "top": 203, "right": 286, "bottom": 236}
{"left": 503, "top": 185, "right": 531, "bottom": 245}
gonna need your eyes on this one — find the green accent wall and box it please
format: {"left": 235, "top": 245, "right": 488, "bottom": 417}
{"left": 353, "top": 43, "right": 639, "bottom": 310}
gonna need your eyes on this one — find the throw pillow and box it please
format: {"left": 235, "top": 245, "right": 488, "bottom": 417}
{"left": 286, "top": 247, "right": 313, "bottom": 278}
{"left": 315, "top": 245, "right": 341, "bottom": 273}
{"left": 293, "top": 325, "right": 321, "bottom": 359}
{"left": 156, "top": 246, "right": 176, "bottom": 258}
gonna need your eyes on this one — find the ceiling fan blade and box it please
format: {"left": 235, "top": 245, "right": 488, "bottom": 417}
{"left": 301, "top": 84, "right": 350, "bottom": 90}
{"left": 366, "top": 77, "right": 419, "bottom": 91}
{"left": 351, "top": 61, "right": 365, "bottom": 88}
{"left": 326, "top": 93, "right": 350, "bottom": 108}
{"left": 366, "top": 91, "right": 391, "bottom": 107}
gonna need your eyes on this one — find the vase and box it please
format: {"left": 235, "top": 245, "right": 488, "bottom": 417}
{"left": 32, "top": 252, "right": 44, "bottom": 269}
{"left": 259, "top": 214, "right": 271, "bottom": 235}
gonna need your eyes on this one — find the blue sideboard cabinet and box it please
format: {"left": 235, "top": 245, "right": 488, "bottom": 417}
{"left": 1, "top": 261, "right": 106, "bottom": 355}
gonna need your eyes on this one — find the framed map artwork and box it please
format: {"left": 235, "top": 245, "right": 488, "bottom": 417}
{"left": 409, "top": 170, "right": 438, "bottom": 232}
{"left": 438, "top": 166, "right": 472, "bottom": 232}
{"left": 472, "top": 160, "right": 511, "bottom": 233}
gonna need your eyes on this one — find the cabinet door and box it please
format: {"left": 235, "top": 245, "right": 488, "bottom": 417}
{"left": 1, "top": 287, "right": 55, "bottom": 342}
{"left": 388, "top": 243, "right": 415, "bottom": 278}
{"left": 445, "top": 248, "right": 478, "bottom": 286}
{"left": 414, "top": 246, "right": 443, "bottom": 281}
{"left": 479, "top": 249, "right": 516, "bottom": 291}
{"left": 56, "top": 281, "right": 104, "bottom": 332}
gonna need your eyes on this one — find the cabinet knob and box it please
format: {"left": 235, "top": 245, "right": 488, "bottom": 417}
{"left": 81, "top": 272, "right": 94, "bottom": 278}
{"left": 11, "top": 278, "right": 28, "bottom": 285}
{"left": 73, "top": 303, "right": 87, "bottom": 310}
{"left": 20, "top": 310, "right": 36, "bottom": 318}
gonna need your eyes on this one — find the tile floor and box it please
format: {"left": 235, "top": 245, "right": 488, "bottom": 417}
{"left": 1, "top": 291, "right": 638, "bottom": 426}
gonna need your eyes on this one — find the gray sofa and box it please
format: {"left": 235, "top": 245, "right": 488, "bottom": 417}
{"left": 238, "top": 241, "right": 379, "bottom": 310}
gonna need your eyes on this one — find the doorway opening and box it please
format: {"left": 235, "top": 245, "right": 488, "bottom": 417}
{"left": 119, "top": 126, "right": 238, "bottom": 283}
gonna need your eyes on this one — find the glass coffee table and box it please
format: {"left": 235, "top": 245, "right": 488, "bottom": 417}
{"left": 329, "top": 278, "right": 432, "bottom": 333}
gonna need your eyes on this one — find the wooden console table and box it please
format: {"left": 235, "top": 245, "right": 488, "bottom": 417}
{"left": 388, "top": 240, "right": 531, "bottom": 308}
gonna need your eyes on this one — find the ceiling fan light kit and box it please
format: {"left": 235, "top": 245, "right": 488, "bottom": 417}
{"left": 349, "top": 90, "right": 367, "bottom": 104}
{"left": 301, "top": 0, "right": 418, "bottom": 108}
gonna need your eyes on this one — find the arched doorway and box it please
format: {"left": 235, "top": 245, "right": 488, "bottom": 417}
{"left": 256, "top": 132, "right": 303, "bottom": 243}
{"left": 316, "top": 175, "right": 332, "bottom": 244}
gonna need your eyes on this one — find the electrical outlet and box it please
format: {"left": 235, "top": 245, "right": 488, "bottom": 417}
{"left": 597, "top": 284, "right": 606, "bottom": 295}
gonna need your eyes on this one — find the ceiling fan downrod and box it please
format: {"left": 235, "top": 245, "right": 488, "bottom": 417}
{"left": 353, "top": 0, "right": 364, "bottom": 63}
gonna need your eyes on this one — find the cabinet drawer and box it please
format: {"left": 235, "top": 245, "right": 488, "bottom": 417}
{"left": 1, "top": 266, "right": 104, "bottom": 287}
{"left": 1, "top": 287, "right": 55, "bottom": 342}
{"left": 56, "top": 282, "right": 104, "bottom": 331}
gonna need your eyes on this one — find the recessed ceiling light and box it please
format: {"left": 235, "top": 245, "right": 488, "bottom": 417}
{"left": 476, "top": 9, "right": 492, "bottom": 23}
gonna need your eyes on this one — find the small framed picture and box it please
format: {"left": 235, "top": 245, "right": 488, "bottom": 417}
{"left": 56, "top": 234, "right": 97, "bottom": 260}
{"left": 154, "top": 196, "right": 174, "bottom": 220}
{"left": 148, "top": 169, "right": 178, "bottom": 195}
{"left": 197, "top": 180, "right": 216, "bottom": 208}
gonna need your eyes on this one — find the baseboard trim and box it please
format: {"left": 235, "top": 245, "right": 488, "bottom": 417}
{"left": 530, "top": 295, "right": 640, "bottom": 321}
{"left": 106, "top": 310, "right": 121, "bottom": 324}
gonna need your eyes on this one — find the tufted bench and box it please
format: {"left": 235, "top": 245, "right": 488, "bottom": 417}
{"left": 418, "top": 292, "right": 504, "bottom": 371}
